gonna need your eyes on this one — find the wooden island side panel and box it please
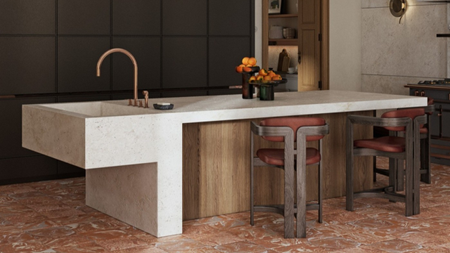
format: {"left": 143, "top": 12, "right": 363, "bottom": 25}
{"left": 182, "top": 111, "right": 373, "bottom": 220}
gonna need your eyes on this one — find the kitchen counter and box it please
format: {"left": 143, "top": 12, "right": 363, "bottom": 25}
{"left": 22, "top": 90, "right": 426, "bottom": 237}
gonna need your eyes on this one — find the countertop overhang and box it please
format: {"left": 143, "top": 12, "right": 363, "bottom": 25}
{"left": 31, "top": 90, "right": 428, "bottom": 123}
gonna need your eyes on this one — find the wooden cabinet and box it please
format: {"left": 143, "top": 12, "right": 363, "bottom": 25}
{"left": 262, "top": 0, "right": 329, "bottom": 91}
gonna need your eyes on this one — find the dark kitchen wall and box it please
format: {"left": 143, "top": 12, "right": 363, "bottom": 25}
{"left": 0, "top": 0, "right": 255, "bottom": 185}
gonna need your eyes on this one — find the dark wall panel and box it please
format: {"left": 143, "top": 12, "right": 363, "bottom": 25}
{"left": 57, "top": 94, "right": 111, "bottom": 103}
{"left": 112, "top": 91, "right": 160, "bottom": 100}
{"left": 161, "top": 90, "right": 207, "bottom": 98}
{"left": 112, "top": 37, "right": 161, "bottom": 90}
{"left": 58, "top": 37, "right": 111, "bottom": 93}
{"left": 58, "top": 0, "right": 110, "bottom": 35}
{"left": 0, "top": 0, "right": 55, "bottom": 34}
{"left": 113, "top": 0, "right": 160, "bottom": 35}
{"left": 0, "top": 97, "right": 56, "bottom": 159}
{"left": 0, "top": 156, "right": 57, "bottom": 183}
{"left": 209, "top": 88, "right": 241, "bottom": 95}
{"left": 0, "top": 37, "right": 56, "bottom": 95}
{"left": 162, "top": 0, "right": 207, "bottom": 35}
{"left": 163, "top": 37, "right": 207, "bottom": 89}
{"left": 209, "top": 0, "right": 252, "bottom": 36}
{"left": 209, "top": 37, "right": 251, "bottom": 87}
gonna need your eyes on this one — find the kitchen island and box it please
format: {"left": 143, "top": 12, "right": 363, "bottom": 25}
{"left": 22, "top": 90, "right": 426, "bottom": 237}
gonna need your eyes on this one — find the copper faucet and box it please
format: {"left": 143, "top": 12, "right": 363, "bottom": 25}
{"left": 96, "top": 48, "right": 139, "bottom": 106}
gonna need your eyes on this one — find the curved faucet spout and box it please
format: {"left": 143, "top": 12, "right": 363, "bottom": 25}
{"left": 97, "top": 48, "right": 138, "bottom": 106}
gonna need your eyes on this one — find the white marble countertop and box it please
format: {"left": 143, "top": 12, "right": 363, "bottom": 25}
{"left": 39, "top": 90, "right": 428, "bottom": 123}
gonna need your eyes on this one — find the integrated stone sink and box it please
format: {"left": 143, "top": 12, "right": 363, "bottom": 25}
{"left": 22, "top": 100, "right": 171, "bottom": 169}
{"left": 38, "top": 100, "right": 147, "bottom": 117}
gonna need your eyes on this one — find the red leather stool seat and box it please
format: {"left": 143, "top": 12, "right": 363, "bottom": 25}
{"left": 257, "top": 148, "right": 321, "bottom": 166}
{"left": 354, "top": 136, "right": 405, "bottom": 153}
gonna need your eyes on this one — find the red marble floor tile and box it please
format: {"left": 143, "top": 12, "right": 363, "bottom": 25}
{"left": 48, "top": 213, "right": 99, "bottom": 227}
{"left": 0, "top": 185, "right": 36, "bottom": 195}
{"left": 328, "top": 248, "right": 383, "bottom": 252}
{"left": 183, "top": 223, "right": 223, "bottom": 238}
{"left": 27, "top": 203, "right": 72, "bottom": 212}
{"left": 133, "top": 233, "right": 186, "bottom": 245}
{"left": 0, "top": 195, "right": 16, "bottom": 204}
{"left": 52, "top": 241, "right": 107, "bottom": 253}
{"left": 16, "top": 195, "right": 63, "bottom": 206}
{"left": 154, "top": 238, "right": 210, "bottom": 252}
{"left": 364, "top": 239, "right": 422, "bottom": 252}
{"left": 398, "top": 230, "right": 449, "bottom": 248}
{"left": 186, "top": 231, "right": 245, "bottom": 247}
{"left": 7, "top": 191, "right": 47, "bottom": 200}
{"left": 0, "top": 159, "right": 448, "bottom": 252}
{"left": 0, "top": 231, "right": 41, "bottom": 245}
{"left": 0, "top": 241, "right": 49, "bottom": 252}
{"left": 39, "top": 208, "right": 86, "bottom": 219}
{"left": 113, "top": 246, "right": 169, "bottom": 253}
{"left": 322, "top": 210, "right": 367, "bottom": 224}
{"left": 81, "top": 229, "right": 139, "bottom": 242}
{"left": 41, "top": 233, "right": 94, "bottom": 248}
{"left": 213, "top": 241, "right": 270, "bottom": 252}
{"left": 337, "top": 226, "right": 397, "bottom": 244}
{"left": 26, "top": 226, "right": 76, "bottom": 244}
{"left": 95, "top": 236, "right": 149, "bottom": 251}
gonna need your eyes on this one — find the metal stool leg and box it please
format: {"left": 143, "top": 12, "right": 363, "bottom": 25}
{"left": 318, "top": 140, "right": 323, "bottom": 223}
{"left": 250, "top": 133, "right": 255, "bottom": 226}
{"left": 346, "top": 118, "right": 354, "bottom": 211}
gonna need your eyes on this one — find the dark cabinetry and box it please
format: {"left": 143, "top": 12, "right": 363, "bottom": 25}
{"left": 407, "top": 85, "right": 450, "bottom": 165}
{"left": 0, "top": 0, "right": 255, "bottom": 185}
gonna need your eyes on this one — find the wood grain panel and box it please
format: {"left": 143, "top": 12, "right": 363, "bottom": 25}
{"left": 298, "top": 0, "right": 321, "bottom": 91}
{"left": 182, "top": 123, "right": 200, "bottom": 220}
{"left": 182, "top": 112, "right": 373, "bottom": 220}
{"left": 302, "top": 0, "right": 316, "bottom": 24}
{"left": 321, "top": 0, "right": 330, "bottom": 90}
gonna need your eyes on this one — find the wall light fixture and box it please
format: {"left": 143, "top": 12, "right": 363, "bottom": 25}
{"left": 390, "top": 0, "right": 407, "bottom": 23}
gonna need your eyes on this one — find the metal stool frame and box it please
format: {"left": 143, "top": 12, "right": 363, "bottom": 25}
{"left": 374, "top": 104, "right": 434, "bottom": 190}
{"left": 347, "top": 114, "right": 426, "bottom": 216}
{"left": 250, "top": 121, "right": 329, "bottom": 238}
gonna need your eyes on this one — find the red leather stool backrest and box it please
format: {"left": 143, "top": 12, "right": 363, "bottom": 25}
{"left": 260, "top": 117, "right": 325, "bottom": 142}
{"left": 381, "top": 108, "right": 425, "bottom": 132}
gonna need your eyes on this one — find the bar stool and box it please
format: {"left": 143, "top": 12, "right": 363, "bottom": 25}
{"left": 374, "top": 98, "right": 434, "bottom": 189}
{"left": 250, "top": 117, "right": 329, "bottom": 238}
{"left": 346, "top": 108, "right": 426, "bottom": 216}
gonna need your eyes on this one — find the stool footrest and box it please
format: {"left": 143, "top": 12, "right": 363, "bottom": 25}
{"left": 254, "top": 202, "right": 320, "bottom": 215}
{"left": 254, "top": 205, "right": 284, "bottom": 216}
{"left": 354, "top": 187, "right": 406, "bottom": 203}
{"left": 374, "top": 168, "right": 389, "bottom": 176}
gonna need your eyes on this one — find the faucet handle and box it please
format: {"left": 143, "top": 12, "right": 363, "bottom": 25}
{"left": 128, "top": 99, "right": 133, "bottom": 106}
{"left": 138, "top": 100, "right": 143, "bottom": 108}
{"left": 143, "top": 91, "right": 149, "bottom": 108}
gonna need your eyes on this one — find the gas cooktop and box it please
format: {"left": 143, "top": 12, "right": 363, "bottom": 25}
{"left": 417, "top": 79, "right": 450, "bottom": 85}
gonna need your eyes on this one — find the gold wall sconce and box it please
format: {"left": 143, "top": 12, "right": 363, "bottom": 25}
{"left": 390, "top": 0, "right": 407, "bottom": 23}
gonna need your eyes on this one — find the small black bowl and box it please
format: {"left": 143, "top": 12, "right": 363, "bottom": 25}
{"left": 153, "top": 103, "right": 174, "bottom": 110}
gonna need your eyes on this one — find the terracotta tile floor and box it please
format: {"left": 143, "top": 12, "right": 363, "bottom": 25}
{"left": 1, "top": 158, "right": 450, "bottom": 252}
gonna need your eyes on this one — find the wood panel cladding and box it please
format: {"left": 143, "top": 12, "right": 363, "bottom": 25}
{"left": 182, "top": 111, "right": 373, "bottom": 220}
